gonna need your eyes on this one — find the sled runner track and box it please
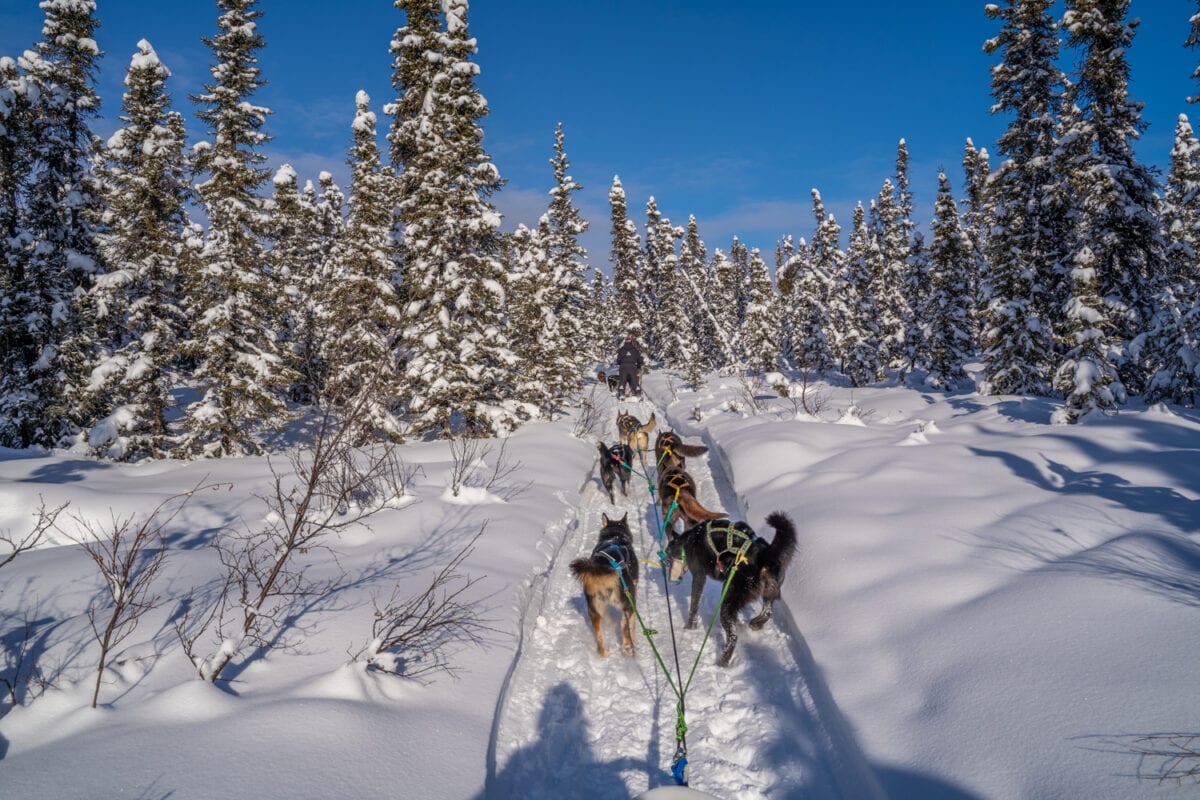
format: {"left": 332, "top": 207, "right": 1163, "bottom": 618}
{"left": 488, "top": 383, "right": 884, "bottom": 798}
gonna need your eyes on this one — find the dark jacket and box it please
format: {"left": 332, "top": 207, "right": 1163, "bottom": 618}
{"left": 616, "top": 341, "right": 644, "bottom": 369}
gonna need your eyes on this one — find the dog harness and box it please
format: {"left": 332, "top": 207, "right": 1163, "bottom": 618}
{"left": 703, "top": 520, "right": 756, "bottom": 574}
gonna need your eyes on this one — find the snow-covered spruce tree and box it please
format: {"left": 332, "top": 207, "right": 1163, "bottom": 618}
{"left": 792, "top": 190, "right": 837, "bottom": 376}
{"left": 836, "top": 203, "right": 882, "bottom": 386}
{"left": 706, "top": 247, "right": 743, "bottom": 372}
{"left": 960, "top": 138, "right": 992, "bottom": 346}
{"left": 542, "top": 122, "right": 591, "bottom": 387}
{"left": 640, "top": 197, "right": 672, "bottom": 360}
{"left": 1142, "top": 114, "right": 1200, "bottom": 405}
{"left": 504, "top": 223, "right": 557, "bottom": 411}
{"left": 86, "top": 41, "right": 193, "bottom": 460}
{"left": 730, "top": 236, "right": 751, "bottom": 330}
{"left": 648, "top": 209, "right": 691, "bottom": 370}
{"left": 1187, "top": 0, "right": 1200, "bottom": 104}
{"left": 869, "top": 179, "right": 910, "bottom": 371}
{"left": 0, "top": 57, "right": 38, "bottom": 447}
{"left": 1, "top": 0, "right": 105, "bottom": 449}
{"left": 394, "top": 0, "right": 514, "bottom": 437}
{"left": 1059, "top": 0, "right": 1165, "bottom": 395}
{"left": 608, "top": 175, "right": 643, "bottom": 343}
{"left": 1053, "top": 246, "right": 1119, "bottom": 422}
{"left": 741, "top": 248, "right": 779, "bottom": 374}
{"left": 925, "top": 171, "right": 974, "bottom": 389}
{"left": 268, "top": 164, "right": 324, "bottom": 405}
{"left": 322, "top": 91, "right": 405, "bottom": 440}
{"left": 679, "top": 216, "right": 712, "bottom": 387}
{"left": 184, "top": 0, "right": 294, "bottom": 457}
{"left": 589, "top": 266, "right": 614, "bottom": 365}
{"left": 979, "top": 0, "right": 1066, "bottom": 397}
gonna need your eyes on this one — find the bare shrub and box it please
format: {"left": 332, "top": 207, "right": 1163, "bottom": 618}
{"left": 66, "top": 487, "right": 205, "bottom": 707}
{"left": 1, "top": 497, "right": 67, "bottom": 571}
{"left": 736, "top": 372, "right": 768, "bottom": 415}
{"left": 183, "top": 406, "right": 415, "bottom": 683}
{"left": 572, "top": 385, "right": 604, "bottom": 439}
{"left": 355, "top": 529, "right": 496, "bottom": 680}
{"left": 0, "top": 606, "right": 71, "bottom": 708}
{"left": 1130, "top": 734, "right": 1200, "bottom": 785}
{"left": 447, "top": 436, "right": 529, "bottom": 501}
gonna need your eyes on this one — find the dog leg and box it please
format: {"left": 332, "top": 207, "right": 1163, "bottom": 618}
{"left": 588, "top": 599, "right": 608, "bottom": 657}
{"left": 718, "top": 606, "right": 738, "bottom": 667}
{"left": 620, "top": 592, "right": 636, "bottom": 656}
{"left": 686, "top": 571, "right": 706, "bottom": 630}
{"left": 749, "top": 570, "right": 780, "bottom": 631}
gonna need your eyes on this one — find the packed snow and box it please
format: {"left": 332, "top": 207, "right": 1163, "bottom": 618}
{"left": 1, "top": 368, "right": 1199, "bottom": 799}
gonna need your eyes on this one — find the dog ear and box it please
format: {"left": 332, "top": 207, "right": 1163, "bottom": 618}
{"left": 619, "top": 512, "right": 628, "bottom": 524}
{"left": 601, "top": 513, "right": 610, "bottom": 526}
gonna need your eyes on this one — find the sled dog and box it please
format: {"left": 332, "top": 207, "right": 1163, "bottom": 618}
{"left": 665, "top": 512, "right": 797, "bottom": 667}
{"left": 569, "top": 513, "right": 639, "bottom": 657}
{"left": 597, "top": 441, "right": 634, "bottom": 504}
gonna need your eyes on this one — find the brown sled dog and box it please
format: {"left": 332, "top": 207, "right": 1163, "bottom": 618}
{"left": 654, "top": 430, "right": 708, "bottom": 472}
{"left": 616, "top": 410, "right": 656, "bottom": 453}
{"left": 658, "top": 466, "right": 725, "bottom": 535}
{"left": 569, "top": 513, "right": 639, "bottom": 657}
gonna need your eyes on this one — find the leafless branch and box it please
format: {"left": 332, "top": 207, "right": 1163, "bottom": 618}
{"left": 200, "top": 406, "right": 413, "bottom": 683}
{"left": 0, "top": 497, "right": 67, "bottom": 571}
{"left": 572, "top": 385, "right": 604, "bottom": 439}
{"left": 65, "top": 483, "right": 211, "bottom": 707}
{"left": 356, "top": 529, "right": 497, "bottom": 681}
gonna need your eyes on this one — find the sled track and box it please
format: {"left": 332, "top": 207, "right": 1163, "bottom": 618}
{"left": 487, "top": 386, "right": 884, "bottom": 799}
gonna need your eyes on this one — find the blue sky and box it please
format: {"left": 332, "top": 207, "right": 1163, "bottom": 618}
{"left": 1, "top": 0, "right": 1197, "bottom": 267}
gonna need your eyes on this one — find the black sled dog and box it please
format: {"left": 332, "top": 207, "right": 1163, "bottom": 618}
{"left": 665, "top": 511, "right": 797, "bottom": 667}
{"left": 569, "top": 513, "right": 639, "bottom": 657}
{"left": 596, "top": 370, "right": 621, "bottom": 393}
{"left": 597, "top": 441, "right": 634, "bottom": 504}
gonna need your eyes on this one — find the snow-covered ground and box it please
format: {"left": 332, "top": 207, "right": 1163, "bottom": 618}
{"left": 2, "top": 369, "right": 1199, "bottom": 799}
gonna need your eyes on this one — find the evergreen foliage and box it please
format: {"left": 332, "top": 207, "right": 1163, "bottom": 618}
{"left": 741, "top": 248, "right": 779, "bottom": 373}
{"left": 0, "top": 0, "right": 105, "bottom": 448}
{"left": 608, "top": 176, "right": 644, "bottom": 342}
{"left": 87, "top": 40, "right": 193, "bottom": 459}
{"left": 1053, "top": 246, "right": 1120, "bottom": 422}
{"left": 393, "top": 0, "right": 514, "bottom": 437}
{"left": 925, "top": 171, "right": 974, "bottom": 389}
{"left": 980, "top": 0, "right": 1065, "bottom": 396}
{"left": 325, "top": 91, "right": 405, "bottom": 439}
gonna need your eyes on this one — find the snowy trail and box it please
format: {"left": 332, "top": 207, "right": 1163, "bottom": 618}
{"left": 486, "top": 387, "right": 886, "bottom": 799}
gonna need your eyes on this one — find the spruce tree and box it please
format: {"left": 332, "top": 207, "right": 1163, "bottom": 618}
{"left": 679, "top": 216, "right": 712, "bottom": 387}
{"left": 980, "top": 0, "right": 1065, "bottom": 396}
{"left": 869, "top": 179, "right": 910, "bottom": 370}
{"left": 1143, "top": 114, "right": 1200, "bottom": 404}
{"left": 1, "top": 0, "right": 105, "bottom": 448}
{"left": 324, "top": 91, "right": 405, "bottom": 439}
{"left": 1053, "top": 246, "right": 1119, "bottom": 422}
{"left": 0, "top": 56, "right": 37, "bottom": 446}
{"left": 707, "top": 248, "right": 742, "bottom": 371}
{"left": 87, "top": 40, "right": 192, "bottom": 459}
{"left": 541, "top": 122, "right": 590, "bottom": 395}
{"left": 184, "top": 0, "right": 293, "bottom": 457}
{"left": 960, "top": 138, "right": 992, "bottom": 345}
{"left": 925, "top": 171, "right": 974, "bottom": 389}
{"left": 608, "top": 175, "right": 644, "bottom": 342}
{"left": 742, "top": 248, "right": 779, "bottom": 373}
{"left": 394, "top": 0, "right": 514, "bottom": 436}
{"left": 1059, "top": 0, "right": 1165, "bottom": 394}
{"left": 795, "top": 190, "right": 837, "bottom": 375}
{"left": 838, "top": 203, "right": 882, "bottom": 386}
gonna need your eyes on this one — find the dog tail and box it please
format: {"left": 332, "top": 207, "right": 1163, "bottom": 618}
{"left": 570, "top": 555, "right": 616, "bottom": 578}
{"left": 674, "top": 442, "right": 708, "bottom": 458}
{"left": 764, "top": 511, "right": 798, "bottom": 569}
{"left": 596, "top": 440, "right": 609, "bottom": 461}
{"left": 676, "top": 491, "right": 726, "bottom": 522}
{"left": 642, "top": 413, "right": 657, "bottom": 433}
